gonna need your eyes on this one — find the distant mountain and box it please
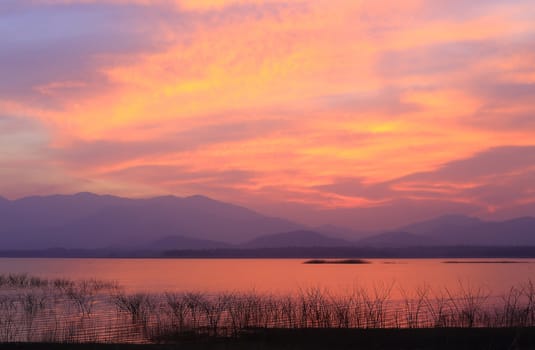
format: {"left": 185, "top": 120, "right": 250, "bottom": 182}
{"left": 0, "top": 197, "right": 8, "bottom": 210}
{"left": 422, "top": 216, "right": 535, "bottom": 246}
{"left": 358, "top": 231, "right": 437, "bottom": 247}
{"left": 312, "top": 224, "right": 369, "bottom": 241}
{"left": 241, "top": 230, "right": 353, "bottom": 248}
{"left": 399, "top": 214, "right": 483, "bottom": 235}
{"left": 397, "top": 215, "right": 535, "bottom": 246}
{"left": 0, "top": 193, "right": 304, "bottom": 249}
{"left": 353, "top": 215, "right": 535, "bottom": 247}
{"left": 147, "top": 235, "right": 230, "bottom": 250}
{"left": 2, "top": 193, "right": 535, "bottom": 250}
{"left": 0, "top": 192, "right": 131, "bottom": 232}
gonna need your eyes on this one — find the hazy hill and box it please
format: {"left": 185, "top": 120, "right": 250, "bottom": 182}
{"left": 395, "top": 215, "right": 535, "bottom": 246}
{"left": 0, "top": 192, "right": 132, "bottom": 233}
{"left": 147, "top": 235, "right": 230, "bottom": 250}
{"left": 0, "top": 193, "right": 303, "bottom": 249}
{"left": 399, "top": 214, "right": 483, "bottom": 235}
{"left": 357, "top": 231, "right": 438, "bottom": 247}
{"left": 422, "top": 216, "right": 535, "bottom": 246}
{"left": 2, "top": 193, "right": 534, "bottom": 250}
{"left": 351, "top": 215, "right": 535, "bottom": 247}
{"left": 241, "top": 230, "right": 353, "bottom": 248}
{"left": 312, "top": 224, "right": 368, "bottom": 241}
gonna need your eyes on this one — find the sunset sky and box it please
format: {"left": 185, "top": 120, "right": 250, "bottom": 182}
{"left": 1, "top": 0, "right": 535, "bottom": 229}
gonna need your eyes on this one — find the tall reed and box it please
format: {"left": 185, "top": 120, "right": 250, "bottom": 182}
{"left": 3, "top": 274, "right": 535, "bottom": 343}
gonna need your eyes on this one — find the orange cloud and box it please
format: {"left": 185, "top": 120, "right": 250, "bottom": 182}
{"left": 2, "top": 0, "right": 535, "bottom": 227}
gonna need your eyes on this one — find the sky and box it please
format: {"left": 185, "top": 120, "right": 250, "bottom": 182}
{"left": 1, "top": 0, "right": 535, "bottom": 230}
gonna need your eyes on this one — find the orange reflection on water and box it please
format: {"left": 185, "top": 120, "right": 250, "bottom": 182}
{"left": 2, "top": 258, "right": 535, "bottom": 298}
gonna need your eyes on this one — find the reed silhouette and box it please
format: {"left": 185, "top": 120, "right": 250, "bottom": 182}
{"left": 2, "top": 274, "right": 535, "bottom": 343}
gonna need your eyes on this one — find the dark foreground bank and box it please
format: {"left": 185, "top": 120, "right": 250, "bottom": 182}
{"left": 3, "top": 328, "right": 535, "bottom": 350}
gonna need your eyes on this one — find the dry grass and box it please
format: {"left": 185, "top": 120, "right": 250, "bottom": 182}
{"left": 2, "top": 274, "right": 535, "bottom": 343}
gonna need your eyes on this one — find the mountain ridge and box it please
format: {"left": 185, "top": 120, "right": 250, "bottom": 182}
{"left": 0, "top": 192, "right": 304, "bottom": 249}
{"left": 1, "top": 193, "right": 534, "bottom": 250}
{"left": 241, "top": 230, "right": 353, "bottom": 248}
{"left": 392, "top": 214, "right": 535, "bottom": 246}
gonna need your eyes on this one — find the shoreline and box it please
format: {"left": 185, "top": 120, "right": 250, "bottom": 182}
{"left": 2, "top": 328, "right": 535, "bottom": 349}
{"left": 3, "top": 246, "right": 535, "bottom": 259}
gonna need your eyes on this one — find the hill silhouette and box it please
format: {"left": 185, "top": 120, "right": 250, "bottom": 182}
{"left": 357, "top": 231, "right": 438, "bottom": 247}
{"left": 1, "top": 194, "right": 535, "bottom": 250}
{"left": 241, "top": 230, "right": 353, "bottom": 248}
{"left": 0, "top": 193, "right": 303, "bottom": 249}
{"left": 353, "top": 215, "right": 535, "bottom": 247}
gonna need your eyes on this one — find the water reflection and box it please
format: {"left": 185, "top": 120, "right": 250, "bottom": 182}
{"left": 0, "top": 258, "right": 534, "bottom": 297}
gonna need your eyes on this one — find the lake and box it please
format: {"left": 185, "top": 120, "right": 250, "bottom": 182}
{"left": 1, "top": 258, "right": 535, "bottom": 297}
{"left": 2, "top": 257, "right": 535, "bottom": 342}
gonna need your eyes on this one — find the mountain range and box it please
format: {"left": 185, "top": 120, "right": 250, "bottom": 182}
{"left": 1, "top": 193, "right": 534, "bottom": 250}
{"left": 0, "top": 192, "right": 301, "bottom": 249}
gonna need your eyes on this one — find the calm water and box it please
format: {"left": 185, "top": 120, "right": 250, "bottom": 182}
{"left": 1, "top": 258, "right": 535, "bottom": 297}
